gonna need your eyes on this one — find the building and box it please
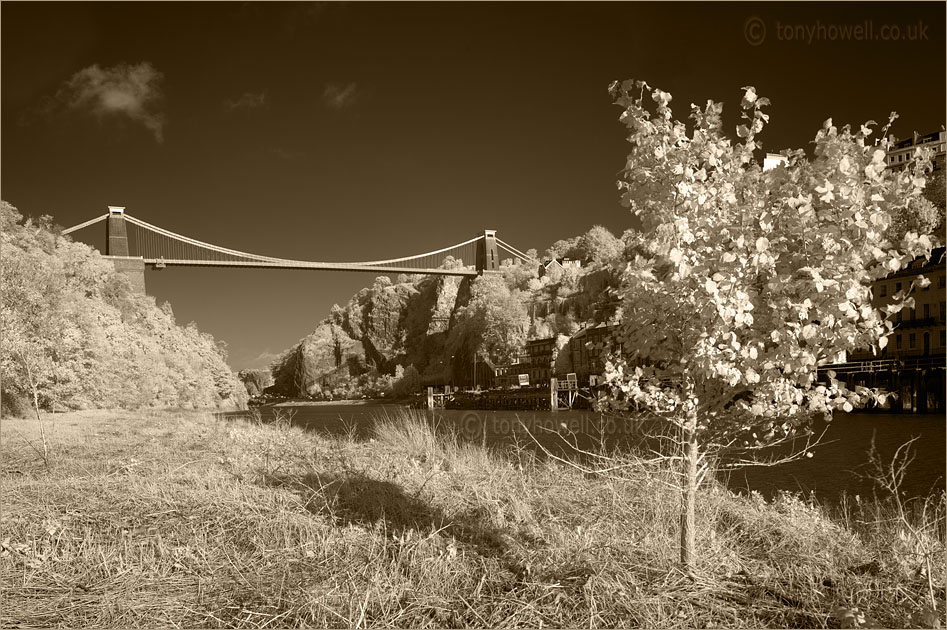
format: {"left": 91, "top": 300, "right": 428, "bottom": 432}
{"left": 835, "top": 248, "right": 946, "bottom": 413}
{"left": 763, "top": 153, "right": 788, "bottom": 171}
{"left": 521, "top": 337, "right": 556, "bottom": 385}
{"left": 538, "top": 257, "right": 582, "bottom": 279}
{"left": 849, "top": 247, "right": 947, "bottom": 361}
{"left": 493, "top": 337, "right": 556, "bottom": 388}
{"left": 886, "top": 130, "right": 946, "bottom": 173}
{"left": 556, "top": 322, "right": 618, "bottom": 386}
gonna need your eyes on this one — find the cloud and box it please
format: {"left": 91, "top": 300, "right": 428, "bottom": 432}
{"left": 242, "top": 350, "right": 281, "bottom": 371}
{"left": 58, "top": 62, "right": 165, "bottom": 142}
{"left": 323, "top": 82, "right": 358, "bottom": 110}
{"left": 224, "top": 91, "right": 267, "bottom": 112}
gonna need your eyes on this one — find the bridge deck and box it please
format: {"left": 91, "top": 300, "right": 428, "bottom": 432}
{"left": 140, "top": 258, "right": 479, "bottom": 276}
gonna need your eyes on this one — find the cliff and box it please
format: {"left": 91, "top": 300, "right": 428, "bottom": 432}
{"left": 268, "top": 226, "right": 626, "bottom": 399}
{"left": 270, "top": 274, "right": 466, "bottom": 398}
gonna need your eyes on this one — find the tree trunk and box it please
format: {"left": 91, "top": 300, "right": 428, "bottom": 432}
{"left": 680, "top": 407, "right": 699, "bottom": 573}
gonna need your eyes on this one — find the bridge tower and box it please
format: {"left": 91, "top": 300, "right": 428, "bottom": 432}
{"left": 476, "top": 230, "right": 499, "bottom": 274}
{"left": 105, "top": 206, "right": 146, "bottom": 294}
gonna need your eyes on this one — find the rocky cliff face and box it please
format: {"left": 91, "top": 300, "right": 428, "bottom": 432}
{"left": 270, "top": 274, "right": 466, "bottom": 397}
{"left": 268, "top": 261, "right": 619, "bottom": 399}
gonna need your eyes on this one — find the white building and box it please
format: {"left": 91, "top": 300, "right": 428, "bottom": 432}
{"left": 763, "top": 153, "right": 788, "bottom": 171}
{"left": 887, "top": 130, "right": 946, "bottom": 173}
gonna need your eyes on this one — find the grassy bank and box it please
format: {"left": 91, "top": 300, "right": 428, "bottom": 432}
{"left": 1, "top": 409, "right": 943, "bottom": 628}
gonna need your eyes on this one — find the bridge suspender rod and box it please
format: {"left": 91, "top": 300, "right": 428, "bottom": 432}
{"left": 125, "top": 213, "right": 486, "bottom": 267}
{"left": 124, "top": 214, "right": 289, "bottom": 263}
{"left": 61, "top": 214, "right": 109, "bottom": 235}
{"left": 357, "top": 234, "right": 484, "bottom": 265}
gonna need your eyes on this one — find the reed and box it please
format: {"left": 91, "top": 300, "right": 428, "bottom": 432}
{"left": 1, "top": 408, "right": 942, "bottom": 628}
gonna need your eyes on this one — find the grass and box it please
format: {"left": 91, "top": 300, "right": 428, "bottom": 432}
{"left": 1, "top": 408, "right": 944, "bottom": 628}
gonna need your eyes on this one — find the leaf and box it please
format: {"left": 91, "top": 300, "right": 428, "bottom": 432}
{"left": 755, "top": 237, "right": 769, "bottom": 252}
{"left": 745, "top": 367, "right": 760, "bottom": 384}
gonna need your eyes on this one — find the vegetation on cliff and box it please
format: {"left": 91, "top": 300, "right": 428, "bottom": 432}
{"left": 266, "top": 226, "right": 628, "bottom": 400}
{"left": 0, "top": 201, "right": 247, "bottom": 414}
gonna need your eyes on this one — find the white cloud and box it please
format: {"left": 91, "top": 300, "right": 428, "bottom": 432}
{"left": 242, "top": 350, "right": 280, "bottom": 371}
{"left": 323, "top": 82, "right": 358, "bottom": 110}
{"left": 225, "top": 91, "right": 267, "bottom": 112}
{"left": 59, "top": 62, "right": 165, "bottom": 142}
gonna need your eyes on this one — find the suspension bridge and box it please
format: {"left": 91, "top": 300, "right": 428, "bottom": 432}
{"left": 63, "top": 207, "right": 536, "bottom": 293}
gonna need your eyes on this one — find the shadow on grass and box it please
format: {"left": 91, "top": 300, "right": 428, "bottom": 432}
{"left": 282, "top": 470, "right": 515, "bottom": 563}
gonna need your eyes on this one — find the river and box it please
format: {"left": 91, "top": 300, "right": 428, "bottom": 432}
{"left": 228, "top": 402, "right": 945, "bottom": 503}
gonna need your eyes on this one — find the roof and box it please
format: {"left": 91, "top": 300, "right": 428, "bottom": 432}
{"left": 525, "top": 337, "right": 555, "bottom": 346}
{"left": 570, "top": 322, "right": 614, "bottom": 340}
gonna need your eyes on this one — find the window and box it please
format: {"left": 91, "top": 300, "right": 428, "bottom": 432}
{"left": 909, "top": 333, "right": 916, "bottom": 348}
{"left": 941, "top": 301, "right": 946, "bottom": 321}
{"left": 896, "top": 334, "right": 902, "bottom": 350}
{"left": 942, "top": 331, "right": 946, "bottom": 347}
{"left": 924, "top": 304, "right": 930, "bottom": 319}
{"left": 899, "top": 155, "right": 903, "bottom": 162}
{"left": 939, "top": 275, "right": 945, "bottom": 288}
{"left": 896, "top": 282, "right": 902, "bottom": 294}
{"left": 880, "top": 284, "right": 887, "bottom": 297}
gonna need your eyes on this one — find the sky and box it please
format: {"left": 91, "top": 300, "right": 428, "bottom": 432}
{"left": 3, "top": 2, "right": 945, "bottom": 371}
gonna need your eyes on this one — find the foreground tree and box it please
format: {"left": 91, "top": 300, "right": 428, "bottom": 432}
{"left": 600, "top": 80, "right": 937, "bottom": 572}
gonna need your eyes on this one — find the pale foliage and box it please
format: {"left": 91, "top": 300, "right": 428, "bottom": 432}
{"left": 0, "top": 201, "right": 247, "bottom": 412}
{"left": 447, "top": 274, "right": 529, "bottom": 365}
{"left": 598, "top": 80, "right": 937, "bottom": 569}
{"left": 600, "top": 80, "right": 936, "bottom": 445}
{"left": 580, "top": 225, "right": 624, "bottom": 265}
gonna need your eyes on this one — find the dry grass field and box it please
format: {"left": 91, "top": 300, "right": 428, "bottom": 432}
{"left": 1, "top": 408, "right": 943, "bottom": 628}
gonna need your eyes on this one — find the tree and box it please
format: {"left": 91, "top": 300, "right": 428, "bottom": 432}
{"left": 439, "top": 255, "right": 465, "bottom": 271}
{"left": 392, "top": 364, "right": 421, "bottom": 397}
{"left": 887, "top": 194, "right": 943, "bottom": 247}
{"left": 922, "top": 167, "right": 945, "bottom": 208}
{"left": 580, "top": 225, "right": 624, "bottom": 265}
{"left": 1, "top": 200, "right": 248, "bottom": 413}
{"left": 545, "top": 236, "right": 583, "bottom": 261}
{"left": 448, "top": 274, "right": 529, "bottom": 366}
{"left": 600, "top": 80, "right": 936, "bottom": 572}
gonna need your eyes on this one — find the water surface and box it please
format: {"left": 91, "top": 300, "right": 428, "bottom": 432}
{"left": 229, "top": 403, "right": 945, "bottom": 502}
